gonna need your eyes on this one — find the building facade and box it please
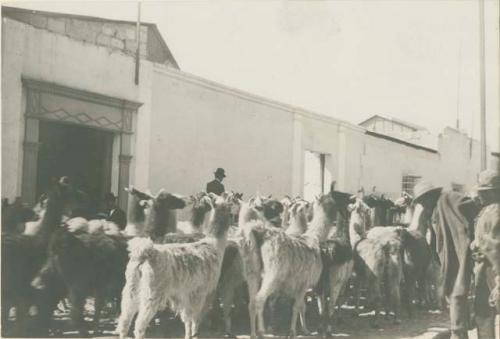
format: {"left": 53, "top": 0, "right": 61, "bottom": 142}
{"left": 2, "top": 7, "right": 498, "bottom": 211}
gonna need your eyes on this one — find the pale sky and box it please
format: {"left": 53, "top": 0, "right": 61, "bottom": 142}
{"left": 4, "top": 0, "right": 500, "bottom": 151}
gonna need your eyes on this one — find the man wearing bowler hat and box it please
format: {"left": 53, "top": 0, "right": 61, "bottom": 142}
{"left": 103, "top": 192, "right": 127, "bottom": 229}
{"left": 206, "top": 168, "right": 226, "bottom": 196}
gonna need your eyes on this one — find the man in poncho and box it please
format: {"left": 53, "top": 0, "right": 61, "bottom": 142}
{"left": 470, "top": 169, "right": 500, "bottom": 338}
{"left": 413, "top": 181, "right": 479, "bottom": 339}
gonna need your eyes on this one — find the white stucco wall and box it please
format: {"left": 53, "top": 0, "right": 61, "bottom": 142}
{"left": 1, "top": 17, "right": 154, "bottom": 199}
{"left": 359, "top": 135, "right": 439, "bottom": 199}
{"left": 148, "top": 66, "right": 294, "bottom": 198}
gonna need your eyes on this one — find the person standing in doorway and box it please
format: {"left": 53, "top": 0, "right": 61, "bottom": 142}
{"left": 103, "top": 192, "right": 127, "bottom": 229}
{"left": 206, "top": 168, "right": 226, "bottom": 195}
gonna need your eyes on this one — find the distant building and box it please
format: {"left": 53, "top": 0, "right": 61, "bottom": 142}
{"left": 2, "top": 6, "right": 498, "bottom": 211}
{"left": 360, "top": 114, "right": 438, "bottom": 149}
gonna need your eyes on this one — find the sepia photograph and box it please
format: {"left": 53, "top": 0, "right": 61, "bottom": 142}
{"left": 1, "top": 1, "right": 499, "bottom": 338}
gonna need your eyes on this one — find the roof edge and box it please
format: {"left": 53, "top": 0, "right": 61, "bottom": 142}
{"left": 2, "top": 5, "right": 156, "bottom": 27}
{"left": 366, "top": 130, "right": 438, "bottom": 154}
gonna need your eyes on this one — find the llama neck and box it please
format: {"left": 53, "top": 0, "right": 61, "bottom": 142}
{"left": 206, "top": 209, "right": 230, "bottom": 244}
{"left": 349, "top": 212, "right": 366, "bottom": 248}
{"left": 144, "top": 208, "right": 177, "bottom": 240}
{"left": 408, "top": 203, "right": 428, "bottom": 236}
{"left": 238, "top": 203, "right": 259, "bottom": 226}
{"left": 403, "top": 204, "right": 414, "bottom": 225}
{"left": 335, "top": 212, "right": 351, "bottom": 244}
{"left": 190, "top": 206, "right": 211, "bottom": 232}
{"left": 125, "top": 197, "right": 145, "bottom": 235}
{"left": 281, "top": 207, "right": 290, "bottom": 229}
{"left": 305, "top": 211, "right": 331, "bottom": 239}
{"left": 287, "top": 213, "right": 308, "bottom": 235}
{"left": 36, "top": 197, "right": 64, "bottom": 242}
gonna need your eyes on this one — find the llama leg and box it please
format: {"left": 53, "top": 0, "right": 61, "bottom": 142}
{"left": 191, "top": 317, "right": 201, "bottom": 339}
{"left": 68, "top": 290, "right": 89, "bottom": 337}
{"left": 255, "top": 279, "right": 275, "bottom": 337}
{"left": 247, "top": 278, "right": 259, "bottom": 339}
{"left": 298, "top": 301, "right": 310, "bottom": 335}
{"left": 93, "top": 294, "right": 104, "bottom": 334}
{"left": 133, "top": 302, "right": 158, "bottom": 339}
{"left": 317, "top": 293, "right": 330, "bottom": 336}
{"left": 183, "top": 319, "right": 192, "bottom": 339}
{"left": 353, "top": 275, "right": 361, "bottom": 316}
{"left": 373, "top": 283, "right": 383, "bottom": 328}
{"left": 266, "top": 294, "right": 277, "bottom": 333}
{"left": 221, "top": 284, "right": 236, "bottom": 337}
{"left": 14, "top": 301, "right": 30, "bottom": 336}
{"left": 116, "top": 294, "right": 139, "bottom": 339}
{"left": 289, "top": 292, "right": 307, "bottom": 339}
{"left": 392, "top": 283, "right": 402, "bottom": 324}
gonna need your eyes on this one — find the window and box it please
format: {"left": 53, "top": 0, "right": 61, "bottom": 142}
{"left": 402, "top": 175, "right": 421, "bottom": 196}
{"left": 452, "top": 183, "right": 464, "bottom": 192}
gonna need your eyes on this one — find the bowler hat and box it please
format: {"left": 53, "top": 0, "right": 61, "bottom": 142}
{"left": 413, "top": 180, "right": 443, "bottom": 204}
{"left": 214, "top": 168, "right": 226, "bottom": 178}
{"left": 477, "top": 169, "right": 500, "bottom": 191}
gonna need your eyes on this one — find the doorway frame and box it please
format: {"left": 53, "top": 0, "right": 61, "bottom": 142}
{"left": 21, "top": 78, "right": 142, "bottom": 210}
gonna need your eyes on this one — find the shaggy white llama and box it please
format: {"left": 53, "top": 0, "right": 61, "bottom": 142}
{"left": 349, "top": 197, "right": 396, "bottom": 326}
{"left": 248, "top": 194, "right": 337, "bottom": 339}
{"left": 116, "top": 194, "right": 233, "bottom": 339}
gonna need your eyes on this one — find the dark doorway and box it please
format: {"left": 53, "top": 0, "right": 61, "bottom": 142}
{"left": 37, "top": 121, "right": 114, "bottom": 216}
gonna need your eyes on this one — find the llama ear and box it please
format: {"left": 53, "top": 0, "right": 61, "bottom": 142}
{"left": 329, "top": 181, "right": 336, "bottom": 194}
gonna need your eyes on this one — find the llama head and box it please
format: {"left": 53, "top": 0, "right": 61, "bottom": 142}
{"left": 125, "top": 187, "right": 153, "bottom": 223}
{"left": 312, "top": 194, "right": 337, "bottom": 224}
{"left": 289, "top": 199, "right": 311, "bottom": 218}
{"left": 288, "top": 198, "right": 311, "bottom": 229}
{"left": 280, "top": 196, "right": 293, "bottom": 208}
{"left": 189, "top": 192, "right": 214, "bottom": 229}
{"left": 154, "top": 190, "right": 187, "bottom": 210}
{"left": 221, "top": 191, "right": 243, "bottom": 223}
{"left": 142, "top": 189, "right": 187, "bottom": 239}
{"left": 206, "top": 194, "right": 233, "bottom": 238}
{"left": 250, "top": 196, "right": 283, "bottom": 227}
{"left": 46, "top": 177, "right": 85, "bottom": 219}
{"left": 348, "top": 197, "right": 371, "bottom": 230}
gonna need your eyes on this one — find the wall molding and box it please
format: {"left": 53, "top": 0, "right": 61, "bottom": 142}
{"left": 22, "top": 77, "right": 142, "bottom": 111}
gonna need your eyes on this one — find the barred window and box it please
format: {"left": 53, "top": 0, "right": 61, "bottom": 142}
{"left": 402, "top": 175, "right": 421, "bottom": 196}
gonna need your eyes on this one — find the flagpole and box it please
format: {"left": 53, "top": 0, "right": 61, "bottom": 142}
{"left": 135, "top": 1, "right": 141, "bottom": 85}
{"left": 479, "top": 0, "right": 487, "bottom": 170}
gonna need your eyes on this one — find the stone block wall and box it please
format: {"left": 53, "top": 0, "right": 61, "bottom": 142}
{"left": 3, "top": 8, "right": 162, "bottom": 62}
